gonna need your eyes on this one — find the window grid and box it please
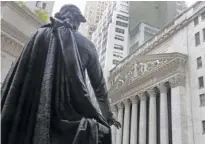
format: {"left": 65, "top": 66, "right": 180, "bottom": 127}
{"left": 114, "top": 44, "right": 124, "bottom": 50}
{"left": 117, "top": 14, "right": 129, "bottom": 21}
{"left": 115, "top": 35, "right": 124, "bottom": 41}
{"left": 115, "top": 28, "right": 125, "bottom": 34}
{"left": 116, "top": 21, "right": 128, "bottom": 27}
{"left": 113, "top": 60, "right": 120, "bottom": 65}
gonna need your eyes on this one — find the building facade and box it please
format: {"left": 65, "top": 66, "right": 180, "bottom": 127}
{"left": 79, "top": 1, "right": 108, "bottom": 39}
{"left": 109, "top": 2, "right": 205, "bottom": 144}
{"left": 91, "top": 1, "right": 129, "bottom": 81}
{"left": 129, "top": 1, "right": 187, "bottom": 32}
{"left": 129, "top": 22, "right": 160, "bottom": 54}
{"left": 1, "top": 2, "right": 45, "bottom": 83}
{"left": 128, "top": 1, "right": 187, "bottom": 54}
{"left": 25, "top": 1, "right": 54, "bottom": 17}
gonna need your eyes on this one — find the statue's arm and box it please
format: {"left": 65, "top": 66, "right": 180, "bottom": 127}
{"left": 86, "top": 43, "right": 113, "bottom": 121}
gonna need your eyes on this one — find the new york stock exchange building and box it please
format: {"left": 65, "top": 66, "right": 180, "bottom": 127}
{"left": 109, "top": 2, "right": 205, "bottom": 144}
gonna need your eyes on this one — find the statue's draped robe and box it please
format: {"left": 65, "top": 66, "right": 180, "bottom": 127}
{"left": 1, "top": 20, "right": 111, "bottom": 144}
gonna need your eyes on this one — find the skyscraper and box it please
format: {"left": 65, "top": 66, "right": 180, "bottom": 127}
{"left": 79, "top": 1, "right": 108, "bottom": 39}
{"left": 91, "top": 1, "right": 129, "bottom": 81}
{"left": 128, "top": 1, "right": 188, "bottom": 54}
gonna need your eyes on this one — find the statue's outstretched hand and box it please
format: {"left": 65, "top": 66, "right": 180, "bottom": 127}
{"left": 107, "top": 117, "right": 121, "bottom": 129}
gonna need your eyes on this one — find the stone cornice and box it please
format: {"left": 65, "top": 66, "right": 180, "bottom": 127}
{"left": 1, "top": 19, "right": 28, "bottom": 44}
{"left": 1, "top": 2, "right": 44, "bottom": 27}
{"left": 1, "top": 33, "right": 22, "bottom": 58}
{"left": 110, "top": 2, "right": 205, "bottom": 75}
{"left": 108, "top": 53, "right": 187, "bottom": 98}
{"left": 112, "top": 73, "right": 186, "bottom": 105}
{"left": 110, "top": 62, "right": 187, "bottom": 103}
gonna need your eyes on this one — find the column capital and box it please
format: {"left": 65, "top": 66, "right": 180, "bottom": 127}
{"left": 138, "top": 92, "right": 148, "bottom": 101}
{"left": 147, "top": 88, "right": 157, "bottom": 98}
{"left": 123, "top": 99, "right": 131, "bottom": 107}
{"left": 169, "top": 74, "right": 185, "bottom": 88}
{"left": 158, "top": 83, "right": 167, "bottom": 93}
{"left": 111, "top": 105, "right": 118, "bottom": 113}
{"left": 117, "top": 102, "right": 124, "bottom": 110}
{"left": 130, "top": 96, "right": 139, "bottom": 104}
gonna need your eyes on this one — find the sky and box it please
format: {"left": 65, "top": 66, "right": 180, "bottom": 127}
{"left": 52, "top": 0, "right": 196, "bottom": 16}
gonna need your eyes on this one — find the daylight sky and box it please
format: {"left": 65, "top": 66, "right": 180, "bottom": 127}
{"left": 52, "top": 0, "right": 196, "bottom": 16}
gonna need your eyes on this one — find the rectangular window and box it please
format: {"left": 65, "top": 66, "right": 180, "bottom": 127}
{"left": 36, "top": 1, "right": 47, "bottom": 9}
{"left": 117, "top": 14, "right": 129, "bottom": 21}
{"left": 115, "top": 35, "right": 124, "bottom": 41}
{"left": 197, "top": 57, "right": 202, "bottom": 69}
{"left": 114, "top": 44, "right": 124, "bottom": 50}
{"left": 120, "top": 10, "right": 129, "bottom": 14}
{"left": 113, "top": 60, "right": 120, "bottom": 65}
{"left": 195, "top": 32, "right": 200, "bottom": 46}
{"left": 115, "top": 28, "right": 125, "bottom": 34}
{"left": 203, "top": 28, "right": 205, "bottom": 42}
{"left": 200, "top": 94, "right": 205, "bottom": 106}
{"left": 201, "top": 11, "right": 205, "bottom": 20}
{"left": 194, "top": 17, "right": 199, "bottom": 26}
{"left": 116, "top": 21, "right": 128, "bottom": 27}
{"left": 202, "top": 120, "right": 205, "bottom": 134}
{"left": 113, "top": 54, "right": 123, "bottom": 58}
{"left": 198, "top": 76, "right": 204, "bottom": 88}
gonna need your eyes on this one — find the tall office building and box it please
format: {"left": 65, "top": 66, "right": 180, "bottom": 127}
{"left": 91, "top": 1, "right": 129, "bottom": 81}
{"left": 79, "top": 1, "right": 108, "bottom": 39}
{"left": 129, "top": 1, "right": 188, "bottom": 54}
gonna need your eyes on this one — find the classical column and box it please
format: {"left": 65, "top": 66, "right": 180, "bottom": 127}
{"left": 159, "top": 83, "right": 169, "bottom": 144}
{"left": 122, "top": 99, "right": 131, "bottom": 144}
{"left": 111, "top": 105, "right": 118, "bottom": 144}
{"left": 130, "top": 96, "right": 139, "bottom": 144}
{"left": 139, "top": 92, "right": 147, "bottom": 144}
{"left": 169, "top": 75, "right": 187, "bottom": 144}
{"left": 116, "top": 102, "right": 124, "bottom": 144}
{"left": 147, "top": 88, "right": 157, "bottom": 144}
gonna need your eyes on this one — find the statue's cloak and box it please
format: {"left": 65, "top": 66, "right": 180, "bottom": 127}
{"left": 1, "top": 20, "right": 111, "bottom": 144}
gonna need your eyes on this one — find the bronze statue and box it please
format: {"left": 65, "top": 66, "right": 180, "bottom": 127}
{"left": 1, "top": 4, "right": 120, "bottom": 144}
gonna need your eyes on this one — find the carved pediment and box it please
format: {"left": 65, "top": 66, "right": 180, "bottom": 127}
{"left": 108, "top": 52, "right": 187, "bottom": 93}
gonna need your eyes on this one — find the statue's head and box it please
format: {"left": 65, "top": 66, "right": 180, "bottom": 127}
{"left": 55, "top": 4, "right": 86, "bottom": 30}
